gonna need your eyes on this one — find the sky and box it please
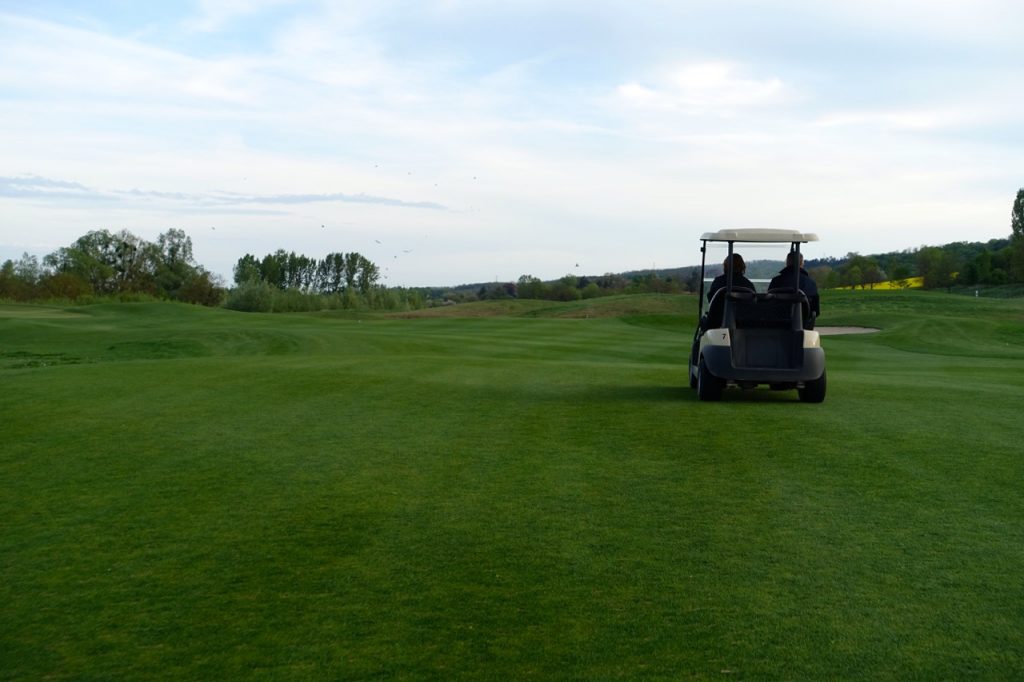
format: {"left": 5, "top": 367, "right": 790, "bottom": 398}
{"left": 2, "top": 0, "right": 1023, "bottom": 287}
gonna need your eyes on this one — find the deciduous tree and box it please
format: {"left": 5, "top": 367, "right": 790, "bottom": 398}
{"left": 1012, "top": 188, "right": 1024, "bottom": 240}
{"left": 916, "top": 246, "right": 957, "bottom": 289}
{"left": 1012, "top": 188, "right": 1024, "bottom": 282}
{"left": 233, "top": 254, "right": 260, "bottom": 285}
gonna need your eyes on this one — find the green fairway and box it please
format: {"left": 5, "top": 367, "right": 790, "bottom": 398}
{"left": 3, "top": 292, "right": 1024, "bottom": 679}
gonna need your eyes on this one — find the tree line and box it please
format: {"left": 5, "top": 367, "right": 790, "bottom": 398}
{"left": 806, "top": 235, "right": 1019, "bottom": 291}
{"left": 0, "top": 229, "right": 403, "bottom": 311}
{"left": 225, "top": 249, "right": 429, "bottom": 312}
{"left": 516, "top": 272, "right": 695, "bottom": 301}
{"left": 232, "top": 250, "right": 379, "bottom": 295}
{"left": 4, "top": 188, "right": 1024, "bottom": 306}
{"left": 0, "top": 228, "right": 221, "bottom": 305}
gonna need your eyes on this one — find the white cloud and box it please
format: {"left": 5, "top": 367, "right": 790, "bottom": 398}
{"left": 821, "top": 0, "right": 1024, "bottom": 44}
{"left": 186, "top": 0, "right": 298, "bottom": 32}
{"left": 814, "top": 109, "right": 961, "bottom": 132}
{"left": 0, "top": 14, "right": 267, "bottom": 106}
{"left": 616, "top": 61, "right": 788, "bottom": 116}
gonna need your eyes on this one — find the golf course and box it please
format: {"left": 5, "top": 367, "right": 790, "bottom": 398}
{"left": 2, "top": 289, "right": 1023, "bottom": 679}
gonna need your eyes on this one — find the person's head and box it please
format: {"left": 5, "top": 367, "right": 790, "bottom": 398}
{"left": 723, "top": 253, "right": 746, "bottom": 275}
{"left": 785, "top": 252, "right": 804, "bottom": 269}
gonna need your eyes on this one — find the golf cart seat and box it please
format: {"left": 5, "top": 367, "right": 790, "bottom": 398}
{"left": 704, "top": 286, "right": 755, "bottom": 330}
{"left": 764, "top": 287, "right": 815, "bottom": 329}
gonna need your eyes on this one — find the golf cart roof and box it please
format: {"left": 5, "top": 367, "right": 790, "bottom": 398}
{"left": 700, "top": 229, "right": 818, "bottom": 243}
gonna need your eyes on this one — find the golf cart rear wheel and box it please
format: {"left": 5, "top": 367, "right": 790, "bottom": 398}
{"left": 798, "top": 370, "right": 826, "bottom": 403}
{"left": 688, "top": 334, "right": 701, "bottom": 389}
{"left": 697, "top": 358, "right": 724, "bottom": 401}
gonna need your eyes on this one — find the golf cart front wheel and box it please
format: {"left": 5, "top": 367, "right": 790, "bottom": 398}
{"left": 798, "top": 370, "right": 826, "bottom": 403}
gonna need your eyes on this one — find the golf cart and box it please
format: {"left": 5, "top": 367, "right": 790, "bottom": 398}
{"left": 689, "top": 229, "right": 826, "bottom": 402}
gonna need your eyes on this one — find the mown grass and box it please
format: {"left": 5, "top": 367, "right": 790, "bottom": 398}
{"left": 2, "top": 291, "right": 1024, "bottom": 679}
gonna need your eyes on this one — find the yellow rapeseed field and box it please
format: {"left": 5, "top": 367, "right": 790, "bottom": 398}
{"left": 838, "top": 276, "right": 924, "bottom": 291}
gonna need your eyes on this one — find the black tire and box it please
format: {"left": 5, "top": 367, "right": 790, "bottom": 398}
{"left": 697, "top": 358, "right": 724, "bottom": 401}
{"left": 798, "top": 370, "right": 826, "bottom": 403}
{"left": 689, "top": 332, "right": 702, "bottom": 389}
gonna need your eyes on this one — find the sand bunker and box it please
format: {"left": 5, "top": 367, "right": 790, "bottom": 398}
{"left": 817, "top": 326, "right": 881, "bottom": 335}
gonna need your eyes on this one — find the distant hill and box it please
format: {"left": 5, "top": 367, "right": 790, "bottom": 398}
{"left": 429, "top": 235, "right": 1016, "bottom": 295}
{"left": 440, "top": 260, "right": 786, "bottom": 295}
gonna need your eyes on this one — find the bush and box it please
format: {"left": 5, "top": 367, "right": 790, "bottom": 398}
{"left": 272, "top": 288, "right": 320, "bottom": 312}
{"left": 224, "top": 283, "right": 427, "bottom": 313}
{"left": 224, "top": 281, "right": 275, "bottom": 312}
{"left": 342, "top": 288, "right": 362, "bottom": 310}
{"left": 178, "top": 271, "right": 224, "bottom": 306}
{"left": 41, "top": 273, "right": 91, "bottom": 301}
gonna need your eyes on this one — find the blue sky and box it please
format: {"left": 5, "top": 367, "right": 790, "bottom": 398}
{"left": 2, "top": 1, "right": 1023, "bottom": 286}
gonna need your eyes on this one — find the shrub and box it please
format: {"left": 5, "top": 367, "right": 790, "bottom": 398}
{"left": 272, "top": 287, "right": 320, "bottom": 313}
{"left": 40, "top": 273, "right": 92, "bottom": 301}
{"left": 224, "top": 281, "right": 275, "bottom": 312}
{"left": 178, "top": 271, "right": 224, "bottom": 306}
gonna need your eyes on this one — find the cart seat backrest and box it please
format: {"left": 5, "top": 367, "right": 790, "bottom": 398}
{"left": 764, "top": 288, "right": 811, "bottom": 330}
{"left": 707, "top": 287, "right": 812, "bottom": 331}
{"left": 715, "top": 289, "right": 808, "bottom": 331}
{"left": 706, "top": 287, "right": 754, "bottom": 329}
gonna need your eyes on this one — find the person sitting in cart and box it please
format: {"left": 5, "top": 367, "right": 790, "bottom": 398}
{"left": 769, "top": 252, "right": 820, "bottom": 326}
{"left": 706, "top": 253, "right": 755, "bottom": 301}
